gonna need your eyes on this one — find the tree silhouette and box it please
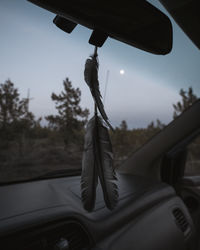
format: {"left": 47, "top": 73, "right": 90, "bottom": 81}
{"left": 147, "top": 119, "right": 165, "bottom": 130}
{"left": 46, "top": 78, "right": 89, "bottom": 146}
{"left": 0, "top": 79, "right": 38, "bottom": 143}
{"left": 120, "top": 120, "right": 128, "bottom": 131}
{"left": 173, "top": 87, "right": 198, "bottom": 119}
{"left": 0, "top": 80, "right": 24, "bottom": 129}
{"left": 0, "top": 79, "right": 36, "bottom": 137}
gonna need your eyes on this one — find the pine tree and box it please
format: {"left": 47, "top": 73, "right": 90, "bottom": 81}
{"left": 120, "top": 120, "right": 128, "bottom": 131}
{"left": 173, "top": 87, "right": 198, "bottom": 119}
{"left": 0, "top": 79, "right": 39, "bottom": 160}
{"left": 0, "top": 80, "right": 24, "bottom": 129}
{"left": 0, "top": 79, "right": 36, "bottom": 137}
{"left": 46, "top": 78, "right": 89, "bottom": 146}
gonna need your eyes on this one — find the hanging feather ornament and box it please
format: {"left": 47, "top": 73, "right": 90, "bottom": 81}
{"left": 81, "top": 47, "right": 118, "bottom": 211}
{"left": 81, "top": 114, "right": 118, "bottom": 211}
{"left": 81, "top": 116, "right": 98, "bottom": 212}
{"left": 84, "top": 47, "right": 113, "bottom": 131}
{"left": 93, "top": 115, "right": 118, "bottom": 210}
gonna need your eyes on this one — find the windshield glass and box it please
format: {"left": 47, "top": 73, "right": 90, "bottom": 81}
{"left": 0, "top": 0, "right": 200, "bottom": 183}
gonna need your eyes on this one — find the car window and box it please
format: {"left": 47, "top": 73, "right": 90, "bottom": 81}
{"left": 185, "top": 135, "right": 200, "bottom": 176}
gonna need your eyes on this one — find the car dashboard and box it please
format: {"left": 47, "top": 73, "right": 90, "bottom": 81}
{"left": 0, "top": 174, "right": 195, "bottom": 250}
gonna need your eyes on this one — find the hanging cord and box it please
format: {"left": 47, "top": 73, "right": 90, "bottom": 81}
{"left": 93, "top": 46, "right": 98, "bottom": 58}
{"left": 94, "top": 103, "right": 98, "bottom": 116}
{"left": 93, "top": 46, "right": 98, "bottom": 117}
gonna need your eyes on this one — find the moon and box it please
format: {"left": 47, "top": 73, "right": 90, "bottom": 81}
{"left": 120, "top": 69, "right": 125, "bottom": 75}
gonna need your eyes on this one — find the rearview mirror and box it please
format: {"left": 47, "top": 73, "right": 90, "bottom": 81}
{"left": 28, "top": 0, "right": 173, "bottom": 55}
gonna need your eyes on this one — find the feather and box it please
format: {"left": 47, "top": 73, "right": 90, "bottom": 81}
{"left": 81, "top": 117, "right": 98, "bottom": 211}
{"left": 81, "top": 115, "right": 118, "bottom": 211}
{"left": 84, "top": 55, "right": 114, "bottom": 131}
{"left": 94, "top": 115, "right": 118, "bottom": 210}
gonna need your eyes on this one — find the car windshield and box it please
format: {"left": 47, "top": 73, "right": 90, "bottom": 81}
{"left": 0, "top": 0, "right": 200, "bottom": 183}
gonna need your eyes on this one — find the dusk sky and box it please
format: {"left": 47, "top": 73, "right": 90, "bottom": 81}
{"left": 0, "top": 0, "right": 200, "bottom": 128}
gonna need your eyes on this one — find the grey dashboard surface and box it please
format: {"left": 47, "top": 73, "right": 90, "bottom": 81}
{"left": 0, "top": 174, "right": 194, "bottom": 249}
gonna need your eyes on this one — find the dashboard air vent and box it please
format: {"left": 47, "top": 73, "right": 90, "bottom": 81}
{"left": 4, "top": 221, "right": 92, "bottom": 250}
{"left": 60, "top": 222, "right": 90, "bottom": 250}
{"left": 44, "top": 221, "right": 91, "bottom": 250}
{"left": 173, "top": 208, "right": 189, "bottom": 234}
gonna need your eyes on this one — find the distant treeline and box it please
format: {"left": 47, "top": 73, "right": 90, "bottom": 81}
{"left": 0, "top": 78, "right": 199, "bottom": 171}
